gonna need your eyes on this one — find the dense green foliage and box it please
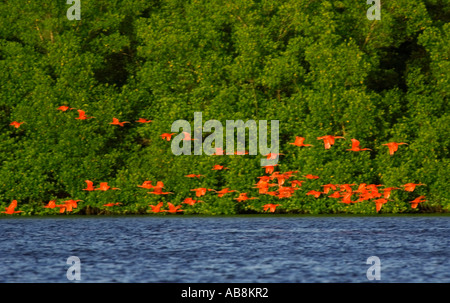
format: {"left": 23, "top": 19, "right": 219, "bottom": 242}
{"left": 0, "top": 0, "right": 448, "bottom": 215}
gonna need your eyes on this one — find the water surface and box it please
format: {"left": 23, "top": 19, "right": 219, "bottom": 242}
{"left": 0, "top": 215, "right": 448, "bottom": 282}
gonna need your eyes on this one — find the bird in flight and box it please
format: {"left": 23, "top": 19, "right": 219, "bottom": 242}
{"left": 317, "top": 135, "right": 345, "bottom": 149}
{"left": 262, "top": 203, "right": 281, "bottom": 213}
{"left": 148, "top": 202, "right": 165, "bottom": 213}
{"left": 402, "top": 183, "right": 425, "bottom": 192}
{"left": 103, "top": 202, "right": 122, "bottom": 207}
{"left": 138, "top": 181, "right": 154, "bottom": 189}
{"left": 136, "top": 118, "right": 153, "bottom": 123}
{"left": 182, "top": 198, "right": 203, "bottom": 206}
{"left": 10, "top": 121, "right": 25, "bottom": 128}
{"left": 75, "top": 110, "right": 94, "bottom": 120}
{"left": 306, "top": 190, "right": 322, "bottom": 198}
{"left": 212, "top": 164, "right": 228, "bottom": 170}
{"left": 253, "top": 179, "right": 276, "bottom": 194}
{"left": 291, "top": 180, "right": 305, "bottom": 188}
{"left": 110, "top": 118, "right": 130, "bottom": 127}
{"left": 374, "top": 198, "right": 389, "bottom": 212}
{"left": 43, "top": 200, "right": 57, "bottom": 209}
{"left": 234, "top": 193, "right": 258, "bottom": 202}
{"left": 289, "top": 136, "right": 313, "bottom": 147}
{"left": 210, "top": 147, "right": 223, "bottom": 155}
{"left": 328, "top": 191, "right": 341, "bottom": 198}
{"left": 382, "top": 142, "right": 408, "bottom": 156}
{"left": 185, "top": 174, "right": 204, "bottom": 178}
{"left": 265, "top": 153, "right": 284, "bottom": 160}
{"left": 56, "top": 204, "right": 69, "bottom": 213}
{"left": 214, "top": 188, "right": 236, "bottom": 198}
{"left": 190, "top": 188, "right": 214, "bottom": 197}
{"left": 410, "top": 196, "right": 426, "bottom": 209}
{"left": 181, "top": 132, "right": 197, "bottom": 141}
{"left": 322, "top": 184, "right": 338, "bottom": 194}
{"left": 96, "top": 182, "right": 120, "bottom": 191}
{"left": 83, "top": 180, "right": 95, "bottom": 191}
{"left": 161, "top": 133, "right": 176, "bottom": 141}
{"left": 167, "top": 202, "right": 183, "bottom": 213}
{"left": 148, "top": 181, "right": 172, "bottom": 195}
{"left": 57, "top": 105, "right": 75, "bottom": 111}
{"left": 2, "top": 200, "right": 23, "bottom": 215}
{"left": 63, "top": 199, "right": 81, "bottom": 209}
{"left": 262, "top": 164, "right": 278, "bottom": 174}
{"left": 234, "top": 150, "right": 249, "bottom": 155}
{"left": 347, "top": 139, "right": 372, "bottom": 152}
{"left": 382, "top": 187, "right": 399, "bottom": 199}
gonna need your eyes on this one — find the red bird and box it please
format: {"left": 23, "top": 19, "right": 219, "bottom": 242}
{"left": 383, "top": 142, "right": 408, "bottom": 156}
{"left": 110, "top": 117, "right": 130, "bottom": 127}
{"left": 234, "top": 150, "right": 249, "bottom": 155}
{"left": 190, "top": 188, "right": 212, "bottom": 197}
{"left": 191, "top": 187, "right": 208, "bottom": 197}
{"left": 306, "top": 190, "right": 322, "bottom": 198}
{"left": 75, "top": 110, "right": 94, "bottom": 120}
{"left": 10, "top": 121, "right": 25, "bottom": 128}
{"left": 95, "top": 182, "right": 120, "bottom": 191}
{"left": 149, "top": 188, "right": 173, "bottom": 195}
{"left": 289, "top": 136, "right": 313, "bottom": 147}
{"left": 63, "top": 199, "right": 82, "bottom": 209}
{"left": 167, "top": 202, "right": 183, "bottom": 213}
{"left": 234, "top": 193, "right": 258, "bottom": 202}
{"left": 374, "top": 198, "right": 389, "bottom": 212}
{"left": 138, "top": 181, "right": 154, "bottom": 189}
{"left": 136, "top": 118, "right": 153, "bottom": 123}
{"left": 402, "top": 183, "right": 425, "bottom": 192}
{"left": 43, "top": 200, "right": 57, "bottom": 209}
{"left": 57, "top": 105, "right": 75, "bottom": 111}
{"left": 185, "top": 174, "right": 204, "bottom": 178}
{"left": 181, "top": 132, "right": 197, "bottom": 141}
{"left": 160, "top": 133, "right": 176, "bottom": 141}
{"left": 266, "top": 153, "right": 284, "bottom": 160}
{"left": 148, "top": 202, "right": 165, "bottom": 213}
{"left": 215, "top": 188, "right": 236, "bottom": 198}
{"left": 253, "top": 180, "right": 276, "bottom": 194}
{"left": 103, "top": 202, "right": 122, "bottom": 207}
{"left": 56, "top": 204, "right": 68, "bottom": 213}
{"left": 2, "top": 200, "right": 23, "bottom": 215}
{"left": 147, "top": 181, "right": 172, "bottom": 195}
{"left": 262, "top": 164, "right": 278, "bottom": 174}
{"left": 322, "top": 184, "right": 338, "bottom": 194}
{"left": 182, "top": 198, "right": 203, "bottom": 206}
{"left": 328, "top": 191, "right": 342, "bottom": 198}
{"left": 410, "top": 196, "right": 426, "bottom": 209}
{"left": 317, "top": 135, "right": 345, "bottom": 149}
{"left": 83, "top": 180, "right": 95, "bottom": 191}
{"left": 262, "top": 203, "right": 281, "bottom": 213}
{"left": 347, "top": 139, "right": 372, "bottom": 152}
{"left": 382, "top": 187, "right": 399, "bottom": 199}
{"left": 291, "top": 180, "right": 305, "bottom": 188}
{"left": 212, "top": 164, "right": 228, "bottom": 170}
{"left": 213, "top": 147, "right": 225, "bottom": 155}
{"left": 304, "top": 174, "right": 319, "bottom": 180}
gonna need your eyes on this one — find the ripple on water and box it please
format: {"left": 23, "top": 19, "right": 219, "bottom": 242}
{"left": 0, "top": 216, "right": 448, "bottom": 282}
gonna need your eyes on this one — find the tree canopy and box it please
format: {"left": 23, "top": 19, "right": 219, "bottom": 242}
{"left": 0, "top": 0, "right": 448, "bottom": 215}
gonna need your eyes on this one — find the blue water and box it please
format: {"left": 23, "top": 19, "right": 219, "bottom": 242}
{"left": 0, "top": 215, "right": 448, "bottom": 283}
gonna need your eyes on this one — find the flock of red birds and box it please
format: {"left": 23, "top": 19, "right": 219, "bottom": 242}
{"left": 3, "top": 105, "right": 427, "bottom": 215}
